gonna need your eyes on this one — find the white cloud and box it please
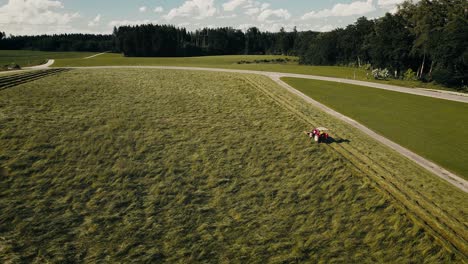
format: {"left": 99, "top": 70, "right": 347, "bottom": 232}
{"left": 245, "top": 2, "right": 271, "bottom": 16}
{"left": 178, "top": 22, "right": 191, "bottom": 27}
{"left": 154, "top": 6, "right": 164, "bottom": 13}
{"left": 237, "top": 23, "right": 254, "bottom": 31}
{"left": 260, "top": 3, "right": 270, "bottom": 10}
{"left": 302, "top": 0, "right": 375, "bottom": 20}
{"left": 318, "top": 25, "right": 335, "bottom": 32}
{"left": 164, "top": 0, "right": 217, "bottom": 20}
{"left": 244, "top": 8, "right": 258, "bottom": 15}
{"left": 222, "top": 0, "right": 247, "bottom": 11}
{"left": 218, "top": 14, "right": 238, "bottom": 19}
{"left": 88, "top": 14, "right": 101, "bottom": 27}
{"left": 0, "top": 0, "right": 80, "bottom": 35}
{"left": 377, "top": 0, "right": 405, "bottom": 7}
{"left": 378, "top": 0, "right": 417, "bottom": 13}
{"left": 242, "top": 0, "right": 259, "bottom": 9}
{"left": 257, "top": 9, "right": 291, "bottom": 22}
{"left": 258, "top": 23, "right": 286, "bottom": 32}
{"left": 139, "top": 6, "right": 147, "bottom": 13}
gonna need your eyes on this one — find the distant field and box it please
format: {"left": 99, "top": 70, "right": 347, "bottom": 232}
{"left": 283, "top": 77, "right": 468, "bottom": 179}
{"left": 0, "top": 50, "right": 95, "bottom": 68}
{"left": 1, "top": 69, "right": 466, "bottom": 262}
{"left": 54, "top": 53, "right": 298, "bottom": 67}
{"left": 53, "top": 53, "right": 451, "bottom": 91}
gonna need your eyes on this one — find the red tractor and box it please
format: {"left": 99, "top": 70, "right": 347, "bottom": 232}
{"left": 304, "top": 127, "right": 329, "bottom": 143}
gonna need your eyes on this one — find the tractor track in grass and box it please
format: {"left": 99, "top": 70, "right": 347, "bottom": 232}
{"left": 56, "top": 65, "right": 467, "bottom": 193}
{"left": 5, "top": 63, "right": 465, "bottom": 190}
{"left": 2, "top": 62, "right": 466, "bottom": 258}
{"left": 242, "top": 75, "right": 468, "bottom": 259}
{"left": 13, "top": 63, "right": 465, "bottom": 192}
{"left": 0, "top": 68, "right": 70, "bottom": 91}
{"left": 7, "top": 61, "right": 468, "bottom": 193}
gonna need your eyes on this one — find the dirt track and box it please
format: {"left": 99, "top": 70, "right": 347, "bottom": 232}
{"left": 10, "top": 61, "right": 468, "bottom": 192}
{"left": 83, "top": 52, "right": 109, "bottom": 59}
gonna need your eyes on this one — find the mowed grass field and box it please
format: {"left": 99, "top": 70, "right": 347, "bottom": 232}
{"left": 0, "top": 69, "right": 467, "bottom": 262}
{"left": 282, "top": 78, "right": 468, "bottom": 179}
{"left": 53, "top": 53, "right": 451, "bottom": 91}
{"left": 0, "top": 50, "right": 95, "bottom": 68}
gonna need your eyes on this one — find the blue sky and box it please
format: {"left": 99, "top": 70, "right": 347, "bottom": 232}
{"left": 0, "top": 0, "right": 406, "bottom": 35}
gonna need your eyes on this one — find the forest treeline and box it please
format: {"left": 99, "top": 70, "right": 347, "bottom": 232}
{"left": 0, "top": 33, "right": 113, "bottom": 52}
{"left": 0, "top": 0, "right": 466, "bottom": 87}
{"left": 112, "top": 25, "right": 298, "bottom": 57}
{"left": 301, "top": 0, "right": 467, "bottom": 87}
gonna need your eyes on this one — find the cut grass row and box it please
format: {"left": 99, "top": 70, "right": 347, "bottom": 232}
{"left": 53, "top": 52, "right": 453, "bottom": 91}
{"left": 0, "top": 50, "right": 95, "bottom": 68}
{"left": 282, "top": 77, "right": 468, "bottom": 180}
{"left": 246, "top": 75, "right": 468, "bottom": 257}
{"left": 0, "top": 69, "right": 71, "bottom": 90}
{"left": 0, "top": 69, "right": 465, "bottom": 262}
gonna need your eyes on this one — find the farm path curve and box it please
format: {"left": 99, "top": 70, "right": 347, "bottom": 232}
{"left": 25, "top": 59, "right": 56, "bottom": 70}
{"left": 83, "top": 52, "right": 110, "bottom": 59}
{"left": 0, "top": 59, "right": 56, "bottom": 74}
{"left": 23, "top": 61, "right": 468, "bottom": 192}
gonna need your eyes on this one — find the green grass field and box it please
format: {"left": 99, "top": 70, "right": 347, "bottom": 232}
{"left": 55, "top": 53, "right": 299, "bottom": 68}
{"left": 0, "top": 50, "right": 95, "bottom": 68}
{"left": 53, "top": 53, "right": 453, "bottom": 91}
{"left": 0, "top": 69, "right": 466, "bottom": 262}
{"left": 282, "top": 78, "right": 468, "bottom": 179}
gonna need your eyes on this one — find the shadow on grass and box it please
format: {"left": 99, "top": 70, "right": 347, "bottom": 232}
{"left": 304, "top": 136, "right": 349, "bottom": 145}
{"left": 325, "top": 136, "right": 350, "bottom": 145}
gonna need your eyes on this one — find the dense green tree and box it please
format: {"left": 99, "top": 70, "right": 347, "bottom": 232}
{"left": 244, "top": 27, "right": 263, "bottom": 54}
{"left": 294, "top": 31, "right": 319, "bottom": 63}
{"left": 431, "top": 3, "right": 468, "bottom": 86}
{"left": 367, "top": 13, "right": 414, "bottom": 74}
{"left": 398, "top": 0, "right": 467, "bottom": 84}
{"left": 297, "top": 0, "right": 466, "bottom": 87}
{"left": 0, "top": 34, "right": 112, "bottom": 51}
{"left": 301, "top": 30, "right": 340, "bottom": 65}
{"left": 335, "top": 17, "right": 374, "bottom": 66}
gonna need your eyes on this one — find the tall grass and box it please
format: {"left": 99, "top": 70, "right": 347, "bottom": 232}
{"left": 0, "top": 69, "right": 464, "bottom": 262}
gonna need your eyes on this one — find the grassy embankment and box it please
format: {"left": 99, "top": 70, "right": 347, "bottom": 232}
{"left": 282, "top": 77, "right": 468, "bottom": 179}
{"left": 0, "top": 50, "right": 95, "bottom": 69}
{"left": 54, "top": 52, "right": 452, "bottom": 91}
{"left": 0, "top": 69, "right": 466, "bottom": 262}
